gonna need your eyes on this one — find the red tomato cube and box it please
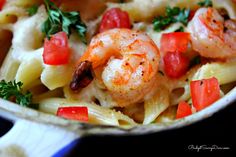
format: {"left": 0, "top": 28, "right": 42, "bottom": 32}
{"left": 176, "top": 101, "right": 192, "bottom": 119}
{"left": 190, "top": 77, "right": 220, "bottom": 111}
{"left": 57, "top": 106, "right": 89, "bottom": 122}
{"left": 99, "top": 8, "right": 131, "bottom": 33}
{"left": 43, "top": 32, "right": 70, "bottom": 65}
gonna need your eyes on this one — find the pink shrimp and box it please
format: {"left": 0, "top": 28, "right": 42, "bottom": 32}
{"left": 187, "top": 7, "right": 236, "bottom": 58}
{"left": 70, "top": 28, "right": 160, "bottom": 107}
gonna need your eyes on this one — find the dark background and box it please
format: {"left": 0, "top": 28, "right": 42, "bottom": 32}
{"left": 76, "top": 102, "right": 236, "bottom": 156}
{"left": 1, "top": 102, "right": 236, "bottom": 156}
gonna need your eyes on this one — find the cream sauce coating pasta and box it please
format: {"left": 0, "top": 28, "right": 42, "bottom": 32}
{"left": 0, "top": 0, "right": 236, "bottom": 127}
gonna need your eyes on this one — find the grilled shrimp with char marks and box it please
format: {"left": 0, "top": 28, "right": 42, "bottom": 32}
{"left": 70, "top": 28, "right": 160, "bottom": 107}
{"left": 187, "top": 7, "right": 236, "bottom": 58}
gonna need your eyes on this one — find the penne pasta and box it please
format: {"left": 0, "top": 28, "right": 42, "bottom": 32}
{"left": 0, "top": 0, "right": 235, "bottom": 127}
{"left": 143, "top": 85, "right": 169, "bottom": 124}
{"left": 193, "top": 61, "right": 236, "bottom": 85}
{"left": 38, "top": 98, "right": 137, "bottom": 127}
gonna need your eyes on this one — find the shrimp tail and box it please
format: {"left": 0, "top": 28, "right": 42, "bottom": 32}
{"left": 70, "top": 61, "right": 94, "bottom": 91}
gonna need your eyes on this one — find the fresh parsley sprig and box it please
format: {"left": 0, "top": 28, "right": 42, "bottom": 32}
{"left": 153, "top": 6, "right": 190, "bottom": 32}
{"left": 175, "top": 26, "right": 185, "bottom": 32}
{"left": 0, "top": 80, "right": 32, "bottom": 107}
{"left": 42, "top": 0, "right": 87, "bottom": 43}
{"left": 198, "top": 0, "right": 213, "bottom": 7}
{"left": 27, "top": 5, "right": 39, "bottom": 16}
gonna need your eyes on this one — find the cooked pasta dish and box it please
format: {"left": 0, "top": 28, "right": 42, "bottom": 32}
{"left": 0, "top": 0, "right": 236, "bottom": 127}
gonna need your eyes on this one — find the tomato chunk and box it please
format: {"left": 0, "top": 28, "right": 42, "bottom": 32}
{"left": 0, "top": 0, "right": 6, "bottom": 10}
{"left": 176, "top": 101, "right": 192, "bottom": 119}
{"left": 190, "top": 77, "right": 220, "bottom": 111}
{"left": 99, "top": 8, "right": 131, "bottom": 33}
{"left": 57, "top": 106, "right": 89, "bottom": 122}
{"left": 163, "top": 52, "right": 190, "bottom": 78}
{"left": 160, "top": 32, "right": 190, "bottom": 54}
{"left": 43, "top": 32, "right": 70, "bottom": 65}
{"left": 161, "top": 32, "right": 191, "bottom": 78}
{"left": 188, "top": 10, "right": 196, "bottom": 21}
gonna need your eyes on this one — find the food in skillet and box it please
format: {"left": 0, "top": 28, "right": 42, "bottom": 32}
{"left": 0, "top": 0, "right": 236, "bottom": 127}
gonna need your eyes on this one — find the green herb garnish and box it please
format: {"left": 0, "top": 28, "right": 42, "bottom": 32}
{"left": 0, "top": 80, "right": 32, "bottom": 107}
{"left": 27, "top": 5, "right": 39, "bottom": 16}
{"left": 198, "top": 0, "right": 213, "bottom": 7}
{"left": 175, "top": 8, "right": 190, "bottom": 25}
{"left": 42, "top": 0, "right": 87, "bottom": 43}
{"left": 175, "top": 26, "right": 185, "bottom": 32}
{"left": 153, "top": 6, "right": 190, "bottom": 32}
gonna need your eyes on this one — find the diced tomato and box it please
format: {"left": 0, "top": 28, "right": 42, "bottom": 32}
{"left": 43, "top": 32, "right": 70, "bottom": 65}
{"left": 176, "top": 101, "right": 192, "bottom": 119}
{"left": 160, "top": 32, "right": 190, "bottom": 54}
{"left": 190, "top": 77, "right": 220, "bottom": 111}
{"left": 0, "top": 0, "right": 6, "bottom": 10}
{"left": 163, "top": 52, "right": 190, "bottom": 78}
{"left": 161, "top": 32, "right": 191, "bottom": 78}
{"left": 57, "top": 106, "right": 89, "bottom": 122}
{"left": 99, "top": 8, "right": 131, "bottom": 33}
{"left": 188, "top": 10, "right": 196, "bottom": 21}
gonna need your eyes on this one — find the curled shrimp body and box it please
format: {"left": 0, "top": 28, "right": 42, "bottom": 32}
{"left": 71, "top": 28, "right": 160, "bottom": 107}
{"left": 187, "top": 8, "right": 236, "bottom": 58}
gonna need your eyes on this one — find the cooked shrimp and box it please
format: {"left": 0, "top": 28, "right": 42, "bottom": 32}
{"left": 187, "top": 7, "right": 236, "bottom": 58}
{"left": 70, "top": 28, "right": 160, "bottom": 107}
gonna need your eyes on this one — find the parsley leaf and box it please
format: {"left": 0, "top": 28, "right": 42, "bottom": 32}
{"left": 42, "top": 0, "right": 87, "bottom": 43}
{"left": 153, "top": 6, "right": 190, "bottom": 32}
{"left": 153, "top": 16, "right": 172, "bottom": 32}
{"left": 198, "top": 0, "right": 213, "bottom": 7}
{"left": 166, "top": 6, "right": 180, "bottom": 17}
{"left": 175, "top": 8, "right": 190, "bottom": 25}
{"left": 175, "top": 26, "right": 185, "bottom": 32}
{"left": 27, "top": 5, "right": 39, "bottom": 16}
{"left": 0, "top": 80, "right": 32, "bottom": 107}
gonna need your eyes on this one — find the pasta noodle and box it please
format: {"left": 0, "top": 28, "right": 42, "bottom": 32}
{"left": 0, "top": 0, "right": 236, "bottom": 127}
{"left": 108, "top": 0, "right": 236, "bottom": 21}
{"left": 143, "top": 85, "right": 169, "bottom": 124}
{"left": 38, "top": 98, "right": 137, "bottom": 127}
{"left": 15, "top": 57, "right": 43, "bottom": 89}
{"left": 108, "top": 0, "right": 201, "bottom": 21}
{"left": 192, "top": 60, "right": 236, "bottom": 85}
